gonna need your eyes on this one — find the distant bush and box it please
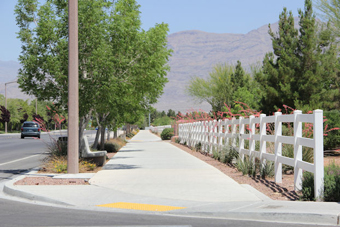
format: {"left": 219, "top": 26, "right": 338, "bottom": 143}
{"left": 152, "top": 116, "right": 174, "bottom": 126}
{"left": 161, "top": 128, "right": 174, "bottom": 140}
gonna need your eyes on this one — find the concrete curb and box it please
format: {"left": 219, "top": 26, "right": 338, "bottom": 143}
{"left": 3, "top": 175, "right": 71, "bottom": 206}
{"left": 196, "top": 211, "right": 339, "bottom": 226}
{"left": 2, "top": 177, "right": 340, "bottom": 225}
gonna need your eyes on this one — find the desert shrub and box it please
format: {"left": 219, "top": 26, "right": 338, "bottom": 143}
{"left": 300, "top": 171, "right": 315, "bottom": 201}
{"left": 212, "top": 147, "right": 219, "bottom": 160}
{"left": 97, "top": 138, "right": 126, "bottom": 152}
{"left": 47, "top": 138, "right": 68, "bottom": 156}
{"left": 195, "top": 142, "right": 202, "bottom": 152}
{"left": 260, "top": 160, "right": 275, "bottom": 179}
{"left": 175, "top": 137, "right": 181, "bottom": 143}
{"left": 104, "top": 143, "right": 120, "bottom": 153}
{"left": 219, "top": 145, "right": 238, "bottom": 164}
{"left": 324, "top": 110, "right": 340, "bottom": 149}
{"left": 161, "top": 128, "right": 174, "bottom": 140}
{"left": 236, "top": 155, "right": 274, "bottom": 179}
{"left": 300, "top": 162, "right": 340, "bottom": 202}
{"left": 236, "top": 155, "right": 256, "bottom": 176}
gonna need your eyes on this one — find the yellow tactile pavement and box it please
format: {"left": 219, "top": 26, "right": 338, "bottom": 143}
{"left": 97, "top": 202, "right": 186, "bottom": 212}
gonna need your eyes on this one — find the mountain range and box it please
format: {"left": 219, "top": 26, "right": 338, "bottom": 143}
{"left": 0, "top": 18, "right": 299, "bottom": 112}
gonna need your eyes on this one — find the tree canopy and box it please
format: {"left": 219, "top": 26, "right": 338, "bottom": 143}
{"left": 258, "top": 0, "right": 340, "bottom": 113}
{"left": 15, "top": 0, "right": 171, "bottom": 134}
{"left": 186, "top": 62, "right": 257, "bottom": 113}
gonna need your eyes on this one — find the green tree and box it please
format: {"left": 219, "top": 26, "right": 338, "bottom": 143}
{"left": 187, "top": 62, "right": 255, "bottom": 113}
{"left": 15, "top": 0, "right": 171, "bottom": 149}
{"left": 314, "top": 0, "right": 340, "bottom": 39}
{"left": 259, "top": 0, "right": 339, "bottom": 113}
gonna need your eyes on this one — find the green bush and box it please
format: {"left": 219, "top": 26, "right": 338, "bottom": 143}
{"left": 236, "top": 155, "right": 255, "bottom": 176}
{"left": 300, "top": 162, "right": 340, "bottom": 202}
{"left": 48, "top": 139, "right": 67, "bottom": 156}
{"left": 212, "top": 147, "right": 219, "bottom": 160}
{"left": 220, "top": 145, "right": 239, "bottom": 164}
{"left": 160, "top": 128, "right": 174, "bottom": 140}
{"left": 195, "top": 142, "right": 202, "bottom": 152}
{"left": 104, "top": 143, "right": 121, "bottom": 153}
{"left": 236, "top": 155, "right": 274, "bottom": 179}
{"left": 324, "top": 110, "right": 340, "bottom": 149}
{"left": 175, "top": 137, "right": 181, "bottom": 143}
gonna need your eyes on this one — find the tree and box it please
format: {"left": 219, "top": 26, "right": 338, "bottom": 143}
{"left": 259, "top": 0, "right": 339, "bottom": 113}
{"left": 187, "top": 62, "right": 254, "bottom": 113}
{"left": 0, "top": 106, "right": 10, "bottom": 129}
{"left": 15, "top": 0, "right": 171, "bottom": 150}
{"left": 167, "top": 109, "right": 176, "bottom": 118}
{"left": 314, "top": 0, "right": 340, "bottom": 39}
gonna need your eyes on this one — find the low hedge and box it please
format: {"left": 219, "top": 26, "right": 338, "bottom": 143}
{"left": 161, "top": 128, "right": 174, "bottom": 140}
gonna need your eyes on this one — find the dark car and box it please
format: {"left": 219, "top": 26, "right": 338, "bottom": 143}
{"left": 21, "top": 121, "right": 41, "bottom": 139}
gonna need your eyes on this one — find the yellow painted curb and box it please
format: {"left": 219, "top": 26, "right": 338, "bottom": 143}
{"left": 97, "top": 202, "right": 186, "bottom": 212}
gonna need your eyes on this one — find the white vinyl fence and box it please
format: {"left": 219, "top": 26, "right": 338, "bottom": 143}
{"left": 149, "top": 125, "right": 172, "bottom": 134}
{"left": 179, "top": 110, "right": 324, "bottom": 199}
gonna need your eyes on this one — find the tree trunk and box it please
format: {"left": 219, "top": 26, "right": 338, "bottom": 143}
{"left": 79, "top": 111, "right": 92, "bottom": 155}
{"left": 107, "top": 128, "right": 110, "bottom": 141}
{"left": 92, "top": 126, "right": 101, "bottom": 149}
{"left": 100, "top": 125, "right": 105, "bottom": 150}
{"left": 114, "top": 129, "right": 118, "bottom": 138}
{"left": 126, "top": 123, "right": 131, "bottom": 135}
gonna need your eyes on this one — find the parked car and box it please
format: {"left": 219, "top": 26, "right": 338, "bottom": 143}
{"left": 21, "top": 121, "right": 41, "bottom": 139}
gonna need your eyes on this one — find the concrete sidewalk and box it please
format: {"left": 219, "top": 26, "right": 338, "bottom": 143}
{"left": 3, "top": 130, "right": 340, "bottom": 225}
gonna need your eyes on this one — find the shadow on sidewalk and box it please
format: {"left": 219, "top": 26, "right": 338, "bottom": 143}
{"left": 103, "top": 164, "right": 140, "bottom": 170}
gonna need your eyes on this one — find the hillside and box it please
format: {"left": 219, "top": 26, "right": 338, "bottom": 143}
{"left": 0, "top": 18, "right": 298, "bottom": 111}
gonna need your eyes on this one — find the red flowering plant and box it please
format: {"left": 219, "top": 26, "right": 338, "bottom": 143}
{"left": 33, "top": 104, "right": 67, "bottom": 156}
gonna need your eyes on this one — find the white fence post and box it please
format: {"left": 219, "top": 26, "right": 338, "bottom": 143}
{"left": 218, "top": 120, "right": 223, "bottom": 151}
{"left": 231, "top": 117, "right": 237, "bottom": 148}
{"left": 275, "top": 112, "right": 282, "bottom": 183}
{"left": 294, "top": 110, "right": 303, "bottom": 191}
{"left": 239, "top": 117, "right": 244, "bottom": 159}
{"left": 314, "top": 109, "right": 324, "bottom": 200}
{"left": 249, "top": 115, "right": 255, "bottom": 158}
{"left": 260, "top": 113, "right": 266, "bottom": 162}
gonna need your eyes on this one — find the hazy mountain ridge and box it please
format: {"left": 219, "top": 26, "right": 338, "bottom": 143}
{"left": 1, "top": 18, "right": 299, "bottom": 111}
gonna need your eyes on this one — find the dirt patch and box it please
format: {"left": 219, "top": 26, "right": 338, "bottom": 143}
{"left": 15, "top": 152, "right": 117, "bottom": 186}
{"left": 14, "top": 177, "right": 90, "bottom": 185}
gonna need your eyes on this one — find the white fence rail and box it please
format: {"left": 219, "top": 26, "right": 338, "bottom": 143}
{"left": 149, "top": 125, "right": 172, "bottom": 134}
{"left": 178, "top": 110, "right": 324, "bottom": 199}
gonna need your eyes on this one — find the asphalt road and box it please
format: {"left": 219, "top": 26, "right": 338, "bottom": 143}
{"left": 0, "top": 132, "right": 53, "bottom": 181}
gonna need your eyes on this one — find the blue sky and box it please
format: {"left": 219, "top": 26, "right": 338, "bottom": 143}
{"left": 1, "top": 0, "right": 309, "bottom": 62}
